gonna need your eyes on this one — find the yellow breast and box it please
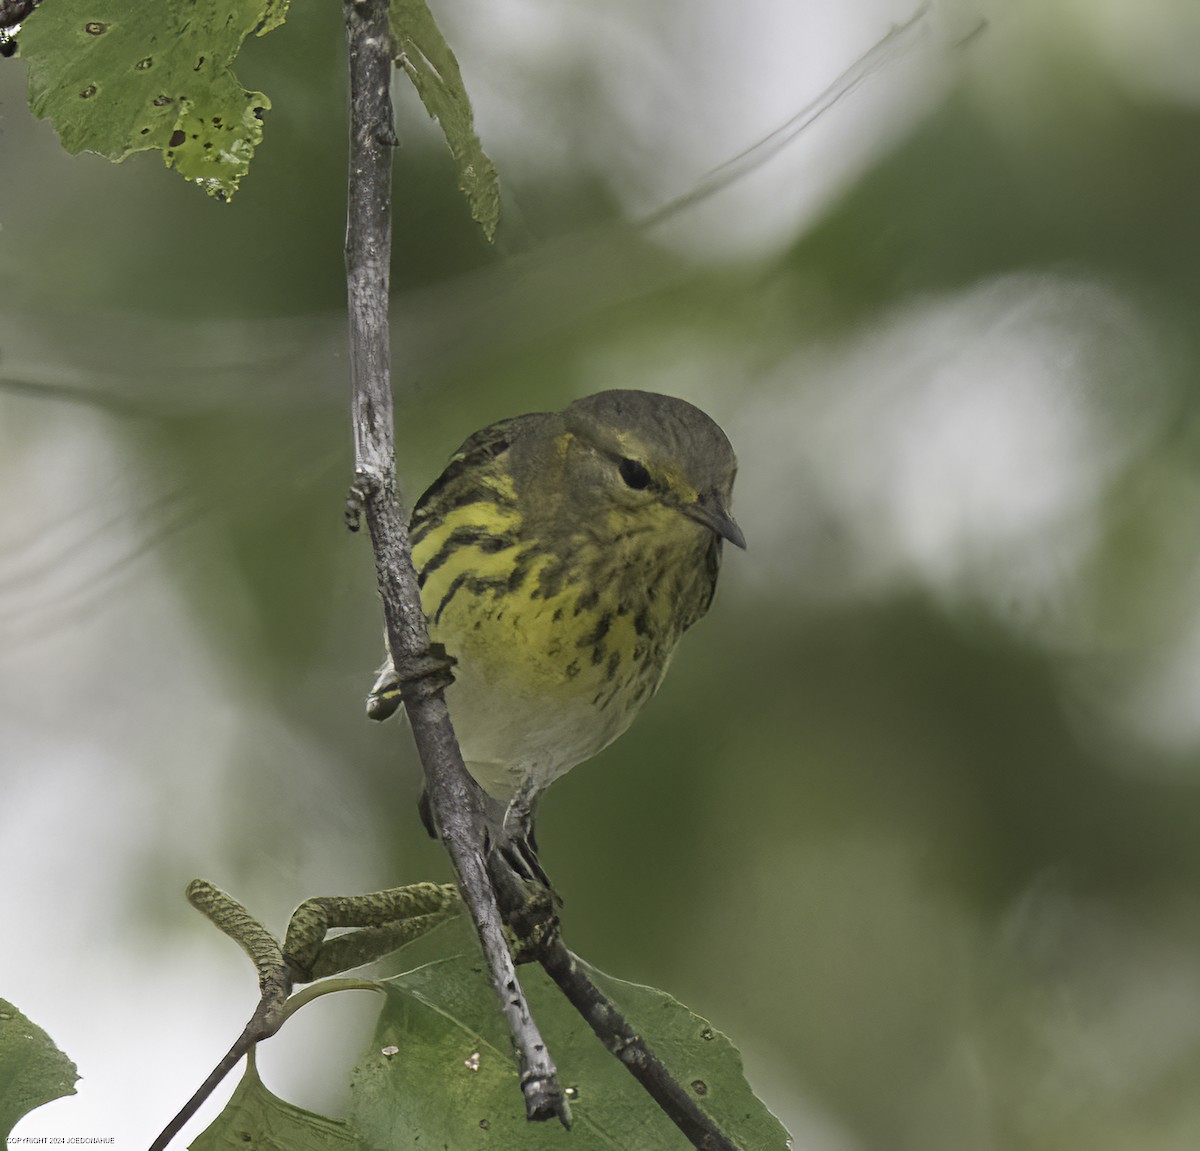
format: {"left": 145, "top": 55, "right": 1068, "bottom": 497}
{"left": 412, "top": 504, "right": 698, "bottom": 800}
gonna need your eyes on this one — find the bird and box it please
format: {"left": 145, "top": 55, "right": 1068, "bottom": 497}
{"left": 368, "top": 389, "right": 744, "bottom": 883}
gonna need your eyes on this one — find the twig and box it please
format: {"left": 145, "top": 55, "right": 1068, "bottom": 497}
{"left": 342, "top": 0, "right": 568, "bottom": 1126}
{"left": 0, "top": 0, "right": 37, "bottom": 31}
{"left": 147, "top": 1010, "right": 274, "bottom": 1151}
{"left": 150, "top": 880, "right": 460, "bottom": 1150}
{"left": 638, "top": 2, "right": 931, "bottom": 230}
{"left": 537, "top": 933, "right": 741, "bottom": 1151}
{"left": 148, "top": 882, "right": 296, "bottom": 1151}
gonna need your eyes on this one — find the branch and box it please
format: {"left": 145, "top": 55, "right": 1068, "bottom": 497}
{"left": 0, "top": 0, "right": 37, "bottom": 31}
{"left": 538, "top": 935, "right": 742, "bottom": 1151}
{"left": 342, "top": 0, "right": 568, "bottom": 1126}
{"left": 637, "top": 2, "right": 931, "bottom": 231}
{"left": 148, "top": 881, "right": 296, "bottom": 1151}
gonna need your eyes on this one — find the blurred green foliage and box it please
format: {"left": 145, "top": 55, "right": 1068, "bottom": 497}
{"left": 5, "top": 3, "right": 1200, "bottom": 1149}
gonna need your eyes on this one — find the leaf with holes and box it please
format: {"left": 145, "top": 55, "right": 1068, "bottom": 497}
{"left": 18, "top": 0, "right": 289, "bottom": 200}
{"left": 347, "top": 920, "right": 791, "bottom": 1148}
{"left": 186, "top": 917, "right": 789, "bottom": 1149}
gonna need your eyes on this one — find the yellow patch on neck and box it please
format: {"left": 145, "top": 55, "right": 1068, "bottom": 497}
{"left": 604, "top": 497, "right": 696, "bottom": 548}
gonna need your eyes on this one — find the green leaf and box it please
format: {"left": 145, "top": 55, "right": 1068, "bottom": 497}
{"left": 0, "top": 999, "right": 79, "bottom": 1142}
{"left": 191, "top": 1057, "right": 368, "bottom": 1151}
{"left": 193, "top": 917, "right": 786, "bottom": 1148}
{"left": 18, "top": 0, "right": 290, "bottom": 200}
{"left": 389, "top": 0, "right": 500, "bottom": 241}
{"left": 348, "top": 922, "right": 791, "bottom": 1149}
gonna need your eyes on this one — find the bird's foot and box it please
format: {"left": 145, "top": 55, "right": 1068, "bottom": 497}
{"left": 366, "top": 644, "right": 456, "bottom": 720}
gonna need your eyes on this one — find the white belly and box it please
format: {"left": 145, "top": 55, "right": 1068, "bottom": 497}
{"left": 444, "top": 655, "right": 639, "bottom": 802}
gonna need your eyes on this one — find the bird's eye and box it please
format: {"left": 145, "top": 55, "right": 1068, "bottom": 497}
{"left": 618, "top": 457, "right": 653, "bottom": 490}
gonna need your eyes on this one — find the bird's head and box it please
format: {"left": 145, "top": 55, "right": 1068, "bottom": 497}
{"left": 530, "top": 389, "right": 745, "bottom": 552}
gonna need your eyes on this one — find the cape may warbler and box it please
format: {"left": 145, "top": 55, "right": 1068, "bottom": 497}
{"left": 369, "top": 389, "right": 744, "bottom": 870}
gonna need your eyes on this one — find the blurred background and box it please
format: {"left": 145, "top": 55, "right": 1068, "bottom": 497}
{"left": 5, "top": 0, "right": 1200, "bottom": 1146}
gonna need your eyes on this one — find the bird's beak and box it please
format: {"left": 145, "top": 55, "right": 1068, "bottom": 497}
{"left": 684, "top": 492, "right": 747, "bottom": 550}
